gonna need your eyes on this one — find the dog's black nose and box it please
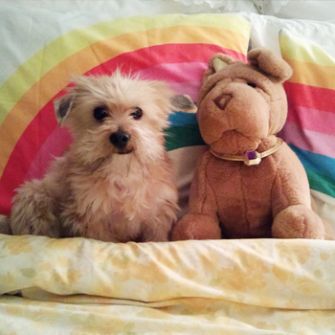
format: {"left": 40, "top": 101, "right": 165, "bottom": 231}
{"left": 109, "top": 131, "right": 131, "bottom": 149}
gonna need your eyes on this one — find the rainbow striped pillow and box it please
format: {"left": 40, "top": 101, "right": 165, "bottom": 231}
{"left": 279, "top": 30, "right": 335, "bottom": 221}
{"left": 0, "top": 14, "right": 250, "bottom": 215}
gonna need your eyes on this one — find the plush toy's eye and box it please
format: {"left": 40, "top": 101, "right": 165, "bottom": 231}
{"left": 247, "top": 82, "right": 257, "bottom": 88}
{"left": 93, "top": 106, "right": 109, "bottom": 121}
{"left": 130, "top": 107, "right": 143, "bottom": 120}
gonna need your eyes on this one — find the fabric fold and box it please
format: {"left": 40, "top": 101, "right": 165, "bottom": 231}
{"left": 1, "top": 234, "right": 335, "bottom": 310}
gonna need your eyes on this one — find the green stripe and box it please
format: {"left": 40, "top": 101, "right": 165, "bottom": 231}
{"left": 165, "top": 125, "right": 205, "bottom": 151}
{"left": 290, "top": 144, "right": 335, "bottom": 198}
{"left": 305, "top": 168, "right": 335, "bottom": 198}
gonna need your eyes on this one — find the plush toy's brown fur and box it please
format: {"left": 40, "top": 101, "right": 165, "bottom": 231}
{"left": 172, "top": 48, "right": 325, "bottom": 240}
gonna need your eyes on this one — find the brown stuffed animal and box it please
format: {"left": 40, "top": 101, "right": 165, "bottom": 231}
{"left": 172, "top": 48, "right": 325, "bottom": 240}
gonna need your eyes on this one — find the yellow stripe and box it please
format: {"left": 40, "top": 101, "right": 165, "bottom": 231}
{"left": 285, "top": 59, "right": 335, "bottom": 89}
{"left": 0, "top": 25, "right": 249, "bottom": 175}
{"left": 280, "top": 30, "right": 335, "bottom": 88}
{"left": 280, "top": 30, "right": 335, "bottom": 67}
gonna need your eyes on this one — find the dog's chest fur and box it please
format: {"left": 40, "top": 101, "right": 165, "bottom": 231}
{"left": 60, "top": 155, "right": 171, "bottom": 241}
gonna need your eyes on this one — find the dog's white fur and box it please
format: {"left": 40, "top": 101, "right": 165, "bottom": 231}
{"left": 9, "top": 72, "right": 179, "bottom": 242}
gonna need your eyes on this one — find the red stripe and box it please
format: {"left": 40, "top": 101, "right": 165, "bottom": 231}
{"left": 287, "top": 105, "right": 335, "bottom": 135}
{"left": 285, "top": 82, "right": 335, "bottom": 114}
{"left": 0, "top": 43, "right": 245, "bottom": 214}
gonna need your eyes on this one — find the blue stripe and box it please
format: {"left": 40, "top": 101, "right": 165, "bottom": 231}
{"left": 168, "top": 111, "right": 197, "bottom": 126}
{"left": 289, "top": 144, "right": 335, "bottom": 181}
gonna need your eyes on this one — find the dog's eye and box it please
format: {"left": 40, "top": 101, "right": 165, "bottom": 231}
{"left": 93, "top": 106, "right": 108, "bottom": 121}
{"left": 130, "top": 107, "right": 143, "bottom": 120}
{"left": 247, "top": 82, "right": 257, "bottom": 88}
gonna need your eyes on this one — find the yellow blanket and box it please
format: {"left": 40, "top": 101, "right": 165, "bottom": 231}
{"left": 0, "top": 234, "right": 335, "bottom": 334}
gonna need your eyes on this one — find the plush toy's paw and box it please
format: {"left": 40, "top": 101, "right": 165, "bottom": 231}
{"left": 171, "top": 213, "right": 221, "bottom": 241}
{"left": 272, "top": 205, "right": 325, "bottom": 239}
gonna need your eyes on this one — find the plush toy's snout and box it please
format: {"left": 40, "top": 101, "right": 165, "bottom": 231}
{"left": 214, "top": 82, "right": 270, "bottom": 137}
{"left": 199, "top": 79, "right": 271, "bottom": 148}
{"left": 213, "top": 92, "right": 231, "bottom": 110}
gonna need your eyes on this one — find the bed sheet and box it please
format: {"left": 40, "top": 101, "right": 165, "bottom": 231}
{"left": 1, "top": 234, "right": 335, "bottom": 334}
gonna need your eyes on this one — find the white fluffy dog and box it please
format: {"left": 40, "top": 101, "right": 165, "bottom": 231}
{"left": 9, "top": 72, "right": 179, "bottom": 242}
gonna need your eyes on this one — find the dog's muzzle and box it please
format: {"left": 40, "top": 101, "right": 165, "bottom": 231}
{"left": 109, "top": 130, "right": 131, "bottom": 151}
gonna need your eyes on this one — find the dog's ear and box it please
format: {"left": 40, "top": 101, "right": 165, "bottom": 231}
{"left": 170, "top": 94, "right": 197, "bottom": 113}
{"left": 247, "top": 48, "right": 292, "bottom": 82}
{"left": 54, "top": 93, "right": 75, "bottom": 124}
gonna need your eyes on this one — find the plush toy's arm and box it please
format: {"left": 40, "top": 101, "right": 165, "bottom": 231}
{"left": 271, "top": 144, "right": 311, "bottom": 215}
{"left": 171, "top": 152, "right": 221, "bottom": 240}
{"left": 271, "top": 144, "right": 324, "bottom": 239}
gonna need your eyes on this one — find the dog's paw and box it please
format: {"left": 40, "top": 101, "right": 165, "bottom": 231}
{"left": 0, "top": 215, "right": 11, "bottom": 234}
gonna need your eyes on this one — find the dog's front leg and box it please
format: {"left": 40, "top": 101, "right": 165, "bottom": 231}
{"left": 10, "top": 179, "right": 61, "bottom": 237}
{"left": 0, "top": 215, "right": 11, "bottom": 234}
{"left": 141, "top": 226, "right": 169, "bottom": 242}
{"left": 140, "top": 208, "right": 177, "bottom": 242}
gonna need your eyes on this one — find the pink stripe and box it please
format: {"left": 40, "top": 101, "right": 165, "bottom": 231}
{"left": 168, "top": 82, "right": 200, "bottom": 101}
{"left": 138, "top": 61, "right": 207, "bottom": 100}
{"left": 287, "top": 105, "right": 335, "bottom": 135}
{"left": 281, "top": 121, "right": 335, "bottom": 158}
{"left": 26, "top": 127, "right": 72, "bottom": 180}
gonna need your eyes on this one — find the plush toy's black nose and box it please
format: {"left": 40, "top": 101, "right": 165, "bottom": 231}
{"left": 109, "top": 131, "right": 131, "bottom": 149}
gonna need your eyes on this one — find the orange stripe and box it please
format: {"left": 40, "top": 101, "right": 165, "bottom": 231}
{"left": 287, "top": 59, "right": 335, "bottom": 89}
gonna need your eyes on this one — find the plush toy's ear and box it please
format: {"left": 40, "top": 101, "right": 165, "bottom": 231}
{"left": 54, "top": 93, "right": 75, "bottom": 124}
{"left": 247, "top": 48, "right": 292, "bottom": 82}
{"left": 170, "top": 94, "right": 197, "bottom": 113}
{"left": 211, "top": 55, "right": 233, "bottom": 72}
{"left": 203, "top": 53, "right": 234, "bottom": 82}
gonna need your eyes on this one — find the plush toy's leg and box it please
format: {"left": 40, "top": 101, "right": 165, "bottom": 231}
{"left": 271, "top": 144, "right": 325, "bottom": 239}
{"left": 10, "top": 179, "right": 61, "bottom": 237}
{"left": 171, "top": 152, "right": 222, "bottom": 241}
{"left": 272, "top": 205, "right": 325, "bottom": 239}
{"left": 171, "top": 213, "right": 221, "bottom": 240}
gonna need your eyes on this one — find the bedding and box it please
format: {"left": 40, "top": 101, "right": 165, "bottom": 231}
{"left": 1, "top": 234, "right": 335, "bottom": 334}
{"left": 1, "top": 1, "right": 335, "bottom": 334}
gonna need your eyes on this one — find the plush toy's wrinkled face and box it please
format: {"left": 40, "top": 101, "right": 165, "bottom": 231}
{"left": 197, "top": 49, "right": 292, "bottom": 154}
